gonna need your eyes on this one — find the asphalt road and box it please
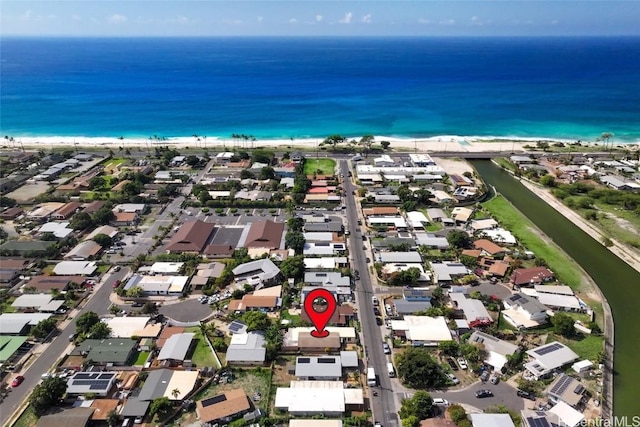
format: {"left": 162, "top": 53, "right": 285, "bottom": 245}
{"left": 341, "top": 159, "right": 400, "bottom": 427}
{"left": 0, "top": 267, "right": 130, "bottom": 426}
{"left": 432, "top": 380, "right": 525, "bottom": 412}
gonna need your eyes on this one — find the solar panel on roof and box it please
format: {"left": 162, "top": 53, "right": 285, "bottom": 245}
{"left": 535, "top": 342, "right": 563, "bottom": 356}
{"left": 90, "top": 383, "right": 110, "bottom": 390}
{"left": 74, "top": 373, "right": 92, "bottom": 380}
{"left": 98, "top": 373, "right": 114, "bottom": 380}
{"left": 318, "top": 358, "right": 335, "bottom": 364}
{"left": 550, "top": 375, "right": 573, "bottom": 395}
{"left": 527, "top": 417, "right": 551, "bottom": 427}
{"left": 298, "top": 358, "right": 310, "bottom": 363}
{"left": 574, "top": 384, "right": 585, "bottom": 394}
{"left": 201, "top": 394, "right": 227, "bottom": 408}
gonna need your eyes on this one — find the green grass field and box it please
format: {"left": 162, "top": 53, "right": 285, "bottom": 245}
{"left": 185, "top": 327, "right": 217, "bottom": 367}
{"left": 553, "top": 334, "right": 603, "bottom": 361}
{"left": 134, "top": 351, "right": 150, "bottom": 366}
{"left": 303, "top": 158, "right": 336, "bottom": 176}
{"left": 483, "top": 195, "right": 586, "bottom": 290}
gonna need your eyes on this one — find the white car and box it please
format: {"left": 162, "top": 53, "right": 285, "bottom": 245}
{"left": 447, "top": 373, "right": 460, "bottom": 384}
{"left": 382, "top": 343, "right": 391, "bottom": 354}
{"left": 433, "top": 397, "right": 449, "bottom": 406}
{"left": 457, "top": 358, "right": 468, "bottom": 370}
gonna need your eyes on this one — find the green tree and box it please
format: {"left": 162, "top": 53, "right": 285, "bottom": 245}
{"left": 448, "top": 404, "right": 469, "bottom": 425}
{"left": 285, "top": 230, "right": 305, "bottom": 253}
{"left": 446, "top": 230, "right": 472, "bottom": 249}
{"left": 242, "top": 311, "right": 272, "bottom": 331}
{"left": 485, "top": 405, "right": 523, "bottom": 427}
{"left": 438, "top": 341, "right": 460, "bottom": 357}
{"left": 31, "top": 317, "right": 58, "bottom": 340}
{"left": 552, "top": 312, "right": 576, "bottom": 337}
{"left": 69, "top": 211, "right": 94, "bottom": 231}
{"left": 106, "top": 410, "right": 122, "bottom": 427}
{"left": 149, "top": 396, "right": 173, "bottom": 418}
{"left": 126, "top": 286, "right": 144, "bottom": 298}
{"left": 29, "top": 376, "right": 67, "bottom": 415}
{"left": 396, "top": 347, "right": 449, "bottom": 389}
{"left": 88, "top": 176, "right": 106, "bottom": 190}
{"left": 540, "top": 174, "right": 557, "bottom": 187}
{"left": 259, "top": 166, "right": 276, "bottom": 180}
{"left": 89, "top": 321, "right": 112, "bottom": 339}
{"left": 76, "top": 311, "right": 100, "bottom": 334}
{"left": 279, "top": 255, "right": 305, "bottom": 280}
{"left": 402, "top": 416, "right": 420, "bottom": 427}
{"left": 141, "top": 301, "right": 158, "bottom": 314}
{"left": 92, "top": 233, "right": 113, "bottom": 247}
{"left": 212, "top": 337, "right": 228, "bottom": 352}
{"left": 92, "top": 206, "right": 115, "bottom": 225}
{"left": 381, "top": 140, "right": 391, "bottom": 150}
{"left": 399, "top": 390, "right": 433, "bottom": 420}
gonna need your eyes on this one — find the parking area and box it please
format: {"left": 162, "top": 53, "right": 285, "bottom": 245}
{"left": 188, "top": 208, "right": 288, "bottom": 226}
{"left": 210, "top": 226, "right": 244, "bottom": 246}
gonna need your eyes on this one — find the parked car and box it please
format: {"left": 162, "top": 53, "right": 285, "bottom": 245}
{"left": 475, "top": 389, "right": 494, "bottom": 398}
{"left": 131, "top": 302, "right": 143, "bottom": 308}
{"left": 382, "top": 343, "right": 391, "bottom": 354}
{"left": 490, "top": 373, "right": 500, "bottom": 385}
{"left": 517, "top": 390, "right": 537, "bottom": 401}
{"left": 113, "top": 266, "right": 121, "bottom": 272}
{"left": 457, "top": 358, "right": 468, "bottom": 370}
{"left": 376, "top": 317, "right": 383, "bottom": 326}
{"left": 11, "top": 375, "right": 24, "bottom": 387}
{"left": 480, "top": 370, "right": 490, "bottom": 382}
{"left": 433, "top": 398, "right": 449, "bottom": 406}
{"left": 447, "top": 358, "right": 459, "bottom": 371}
{"left": 447, "top": 373, "right": 460, "bottom": 385}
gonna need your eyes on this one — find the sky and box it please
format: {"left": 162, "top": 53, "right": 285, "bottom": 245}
{"left": 1, "top": 0, "right": 639, "bottom": 37}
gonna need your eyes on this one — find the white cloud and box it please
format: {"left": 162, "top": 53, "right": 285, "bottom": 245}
{"left": 21, "top": 10, "right": 33, "bottom": 20}
{"left": 71, "top": 14, "right": 82, "bottom": 21}
{"left": 471, "top": 16, "right": 479, "bottom": 22}
{"left": 362, "top": 14, "right": 372, "bottom": 24}
{"left": 289, "top": 18, "right": 297, "bottom": 23}
{"left": 175, "top": 15, "right": 189, "bottom": 24}
{"left": 418, "top": 18, "right": 431, "bottom": 24}
{"left": 439, "top": 19, "right": 455, "bottom": 26}
{"left": 315, "top": 14, "right": 323, "bottom": 22}
{"left": 108, "top": 14, "right": 127, "bottom": 24}
{"left": 339, "top": 12, "right": 352, "bottom": 24}
{"left": 257, "top": 16, "right": 264, "bottom": 23}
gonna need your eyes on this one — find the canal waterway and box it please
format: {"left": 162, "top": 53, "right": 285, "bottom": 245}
{"left": 472, "top": 160, "right": 640, "bottom": 417}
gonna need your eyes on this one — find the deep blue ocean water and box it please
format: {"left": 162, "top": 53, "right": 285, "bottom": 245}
{"left": 1, "top": 37, "right": 639, "bottom": 142}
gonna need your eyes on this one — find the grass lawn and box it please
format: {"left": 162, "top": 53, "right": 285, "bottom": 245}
{"left": 554, "top": 334, "right": 604, "bottom": 361}
{"left": 303, "top": 158, "right": 336, "bottom": 176}
{"left": 1, "top": 296, "right": 17, "bottom": 313}
{"left": 96, "top": 264, "right": 111, "bottom": 274}
{"left": 13, "top": 405, "right": 38, "bottom": 427}
{"left": 185, "top": 327, "right": 217, "bottom": 367}
{"left": 134, "top": 351, "right": 150, "bottom": 366}
{"left": 483, "top": 195, "right": 586, "bottom": 290}
{"left": 498, "top": 314, "right": 517, "bottom": 331}
{"left": 104, "top": 158, "right": 128, "bottom": 169}
{"left": 494, "top": 157, "right": 517, "bottom": 172}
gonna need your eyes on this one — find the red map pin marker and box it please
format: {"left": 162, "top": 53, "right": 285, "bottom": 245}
{"left": 304, "top": 288, "right": 337, "bottom": 338}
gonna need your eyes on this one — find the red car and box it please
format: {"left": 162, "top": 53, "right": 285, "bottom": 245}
{"left": 112, "top": 280, "right": 121, "bottom": 288}
{"left": 11, "top": 375, "right": 24, "bottom": 387}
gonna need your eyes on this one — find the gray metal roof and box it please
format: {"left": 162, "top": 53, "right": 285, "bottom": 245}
{"left": 393, "top": 299, "right": 432, "bottom": 314}
{"left": 138, "top": 369, "right": 173, "bottom": 401}
{"left": 379, "top": 251, "right": 423, "bottom": 263}
{"left": 158, "top": 333, "right": 194, "bottom": 361}
{"left": 226, "top": 332, "right": 267, "bottom": 363}
{"left": 121, "top": 398, "right": 150, "bottom": 417}
{"left": 469, "top": 331, "right": 519, "bottom": 356}
{"left": 295, "top": 356, "right": 342, "bottom": 378}
{"left": 339, "top": 351, "right": 359, "bottom": 368}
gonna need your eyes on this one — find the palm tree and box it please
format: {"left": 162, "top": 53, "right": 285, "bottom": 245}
{"left": 171, "top": 388, "right": 180, "bottom": 399}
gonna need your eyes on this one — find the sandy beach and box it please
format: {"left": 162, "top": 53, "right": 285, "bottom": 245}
{"left": 6, "top": 134, "right": 616, "bottom": 153}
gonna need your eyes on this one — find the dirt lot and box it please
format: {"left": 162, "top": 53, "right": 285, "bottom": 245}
{"left": 433, "top": 157, "right": 475, "bottom": 176}
{"left": 5, "top": 182, "right": 51, "bottom": 203}
{"left": 272, "top": 356, "right": 296, "bottom": 385}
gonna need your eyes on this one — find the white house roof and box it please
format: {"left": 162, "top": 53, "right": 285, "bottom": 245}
{"left": 303, "top": 232, "right": 334, "bottom": 242}
{"left": 303, "top": 242, "right": 345, "bottom": 256}
{"left": 339, "top": 351, "right": 359, "bottom": 368}
{"left": 548, "top": 401, "right": 585, "bottom": 427}
{"left": 52, "top": 261, "right": 97, "bottom": 276}
{"left": 275, "top": 381, "right": 363, "bottom": 414}
{"left": 470, "top": 413, "right": 515, "bottom": 427}
{"left": 64, "top": 240, "right": 101, "bottom": 260}
{"left": 11, "top": 294, "right": 53, "bottom": 309}
{"left": 39, "top": 222, "right": 73, "bottom": 238}
{"left": 104, "top": 317, "right": 151, "bottom": 338}
{"left": 414, "top": 233, "right": 449, "bottom": 249}
{"left": 295, "top": 356, "right": 342, "bottom": 378}
{"left": 0, "top": 313, "right": 52, "bottom": 334}
{"left": 232, "top": 258, "right": 280, "bottom": 284}
{"left": 379, "top": 251, "right": 422, "bottom": 263}
{"left": 148, "top": 262, "right": 185, "bottom": 275}
{"left": 534, "top": 285, "right": 574, "bottom": 296}
{"left": 368, "top": 216, "right": 408, "bottom": 228}
{"left": 483, "top": 228, "right": 517, "bottom": 245}
{"left": 525, "top": 342, "right": 579, "bottom": 376}
{"left": 66, "top": 372, "right": 117, "bottom": 395}
{"left": 431, "top": 262, "right": 469, "bottom": 281}
{"left": 470, "top": 218, "right": 498, "bottom": 231}
{"left": 304, "top": 257, "right": 347, "bottom": 269}
{"left": 536, "top": 293, "right": 581, "bottom": 310}
{"left": 449, "top": 293, "right": 492, "bottom": 323}
{"left": 391, "top": 315, "right": 452, "bottom": 342}
{"left": 83, "top": 225, "right": 119, "bottom": 241}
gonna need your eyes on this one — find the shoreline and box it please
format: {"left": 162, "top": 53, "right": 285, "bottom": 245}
{"left": 5, "top": 134, "right": 637, "bottom": 153}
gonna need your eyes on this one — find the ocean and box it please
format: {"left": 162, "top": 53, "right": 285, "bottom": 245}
{"left": 1, "top": 36, "right": 639, "bottom": 142}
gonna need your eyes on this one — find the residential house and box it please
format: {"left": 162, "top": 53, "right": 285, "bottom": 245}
{"left": 510, "top": 267, "right": 555, "bottom": 288}
{"left": 66, "top": 372, "right": 118, "bottom": 397}
{"left": 110, "top": 211, "right": 138, "bottom": 227}
{"left": 390, "top": 315, "right": 452, "bottom": 346}
{"left": 38, "top": 222, "right": 74, "bottom": 239}
{"left": 473, "top": 239, "right": 507, "bottom": 257}
{"left": 51, "top": 202, "right": 82, "bottom": 220}
{"left": 72, "top": 339, "right": 137, "bottom": 366}
{"left": 157, "top": 333, "right": 195, "bottom": 366}
{"left": 232, "top": 258, "right": 281, "bottom": 288}
{"left": 64, "top": 240, "right": 102, "bottom": 260}
{"left": 226, "top": 332, "right": 267, "bottom": 366}
{"left": 122, "top": 274, "right": 189, "bottom": 296}
{"left": 275, "top": 381, "right": 363, "bottom": 416}
{"left": 52, "top": 261, "right": 97, "bottom": 276}
{"left": 469, "top": 331, "right": 519, "bottom": 372}
{"left": 414, "top": 233, "right": 449, "bottom": 249}
{"left": 137, "top": 369, "right": 199, "bottom": 401}
{"left": 228, "top": 295, "right": 281, "bottom": 312}
{"left": 24, "top": 275, "right": 84, "bottom": 293}
{"left": 406, "top": 211, "right": 430, "bottom": 230}
{"left": 470, "top": 414, "right": 515, "bottom": 427}
{"left": 430, "top": 262, "right": 469, "bottom": 286}
{"left": 525, "top": 341, "right": 579, "bottom": 379}
{"left": 83, "top": 225, "right": 119, "bottom": 241}
{"left": 546, "top": 374, "right": 587, "bottom": 407}
{"left": 301, "top": 304, "right": 355, "bottom": 326}
{"left": 502, "top": 293, "right": 549, "bottom": 328}
{"left": 0, "top": 207, "right": 23, "bottom": 220}
{"left": 449, "top": 293, "right": 492, "bottom": 327}
{"left": 294, "top": 356, "right": 343, "bottom": 380}
{"left": 0, "top": 313, "right": 52, "bottom": 335}
{"left": 36, "top": 407, "right": 94, "bottom": 427}
{"left": 196, "top": 388, "right": 252, "bottom": 425}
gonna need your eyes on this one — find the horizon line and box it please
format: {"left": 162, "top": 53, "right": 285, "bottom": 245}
{"left": 2, "top": 34, "right": 640, "bottom": 39}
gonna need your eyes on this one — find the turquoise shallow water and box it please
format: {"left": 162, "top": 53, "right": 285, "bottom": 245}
{"left": 1, "top": 37, "right": 640, "bottom": 142}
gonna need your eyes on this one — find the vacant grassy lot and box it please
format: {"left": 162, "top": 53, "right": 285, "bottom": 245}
{"left": 184, "top": 327, "right": 217, "bottom": 368}
{"left": 104, "top": 158, "right": 128, "bottom": 170}
{"left": 552, "top": 333, "right": 604, "bottom": 361}
{"left": 303, "top": 158, "right": 336, "bottom": 176}
{"left": 483, "top": 195, "right": 586, "bottom": 290}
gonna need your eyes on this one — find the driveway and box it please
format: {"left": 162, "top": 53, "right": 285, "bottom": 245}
{"left": 159, "top": 299, "right": 213, "bottom": 322}
{"left": 432, "top": 380, "right": 525, "bottom": 411}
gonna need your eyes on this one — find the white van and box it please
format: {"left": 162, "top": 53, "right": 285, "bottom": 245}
{"left": 372, "top": 296, "right": 379, "bottom": 305}
{"left": 433, "top": 398, "right": 449, "bottom": 406}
